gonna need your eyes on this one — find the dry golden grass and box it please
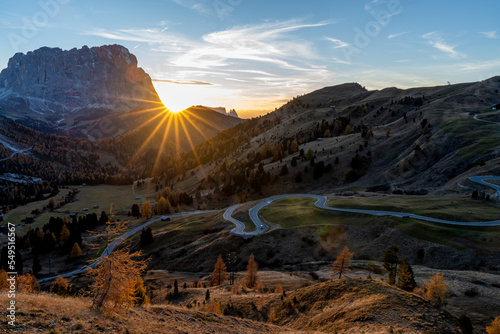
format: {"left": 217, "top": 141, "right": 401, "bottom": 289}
{"left": 0, "top": 292, "right": 307, "bottom": 333}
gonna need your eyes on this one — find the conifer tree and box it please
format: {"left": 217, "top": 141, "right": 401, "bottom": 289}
{"left": 211, "top": 254, "right": 227, "bottom": 286}
{"left": 51, "top": 276, "right": 71, "bottom": 295}
{"left": 141, "top": 202, "right": 153, "bottom": 219}
{"left": 133, "top": 277, "right": 149, "bottom": 306}
{"left": 245, "top": 253, "right": 259, "bottom": 288}
{"left": 381, "top": 245, "right": 400, "bottom": 285}
{"left": 422, "top": 273, "right": 448, "bottom": 306}
{"left": 487, "top": 316, "right": 500, "bottom": 334}
{"left": 397, "top": 259, "right": 416, "bottom": 291}
{"left": 70, "top": 242, "right": 82, "bottom": 259}
{"left": 32, "top": 256, "right": 42, "bottom": 276}
{"left": 331, "top": 246, "right": 353, "bottom": 279}
{"left": 59, "top": 224, "right": 70, "bottom": 246}
{"left": 86, "top": 221, "right": 149, "bottom": 311}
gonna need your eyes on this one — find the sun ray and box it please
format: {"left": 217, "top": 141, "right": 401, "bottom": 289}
{"left": 125, "top": 108, "right": 171, "bottom": 167}
{"left": 177, "top": 113, "right": 206, "bottom": 177}
{"left": 151, "top": 112, "right": 176, "bottom": 176}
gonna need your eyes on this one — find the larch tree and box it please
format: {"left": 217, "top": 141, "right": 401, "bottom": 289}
{"left": 211, "top": 254, "right": 227, "bottom": 286}
{"left": 17, "top": 273, "right": 39, "bottom": 292}
{"left": 86, "top": 221, "right": 149, "bottom": 311}
{"left": 487, "top": 316, "right": 500, "bottom": 334}
{"left": 397, "top": 259, "right": 417, "bottom": 291}
{"left": 422, "top": 272, "right": 448, "bottom": 306}
{"left": 141, "top": 201, "right": 153, "bottom": 219}
{"left": 245, "top": 253, "right": 260, "bottom": 288}
{"left": 156, "top": 196, "right": 169, "bottom": 215}
{"left": 70, "top": 242, "right": 82, "bottom": 259}
{"left": 59, "top": 224, "right": 70, "bottom": 246}
{"left": 331, "top": 246, "right": 354, "bottom": 279}
{"left": 381, "top": 245, "right": 400, "bottom": 285}
{"left": 51, "top": 276, "right": 71, "bottom": 295}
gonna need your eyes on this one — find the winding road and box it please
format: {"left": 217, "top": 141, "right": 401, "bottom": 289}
{"left": 38, "top": 176, "right": 500, "bottom": 281}
{"left": 37, "top": 210, "right": 212, "bottom": 283}
{"left": 226, "top": 176, "right": 500, "bottom": 238}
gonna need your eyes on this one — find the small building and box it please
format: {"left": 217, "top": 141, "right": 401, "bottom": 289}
{"left": 93, "top": 204, "right": 99, "bottom": 209}
{"left": 69, "top": 213, "right": 77, "bottom": 218}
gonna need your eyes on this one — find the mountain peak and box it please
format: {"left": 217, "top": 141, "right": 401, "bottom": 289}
{"left": 0, "top": 45, "right": 162, "bottom": 136}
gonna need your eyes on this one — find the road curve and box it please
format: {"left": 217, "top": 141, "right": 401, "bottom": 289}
{"left": 225, "top": 176, "right": 500, "bottom": 238}
{"left": 38, "top": 210, "right": 213, "bottom": 283}
{"left": 468, "top": 175, "right": 500, "bottom": 197}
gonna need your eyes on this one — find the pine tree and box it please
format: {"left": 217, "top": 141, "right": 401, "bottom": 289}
{"left": 245, "top": 253, "right": 259, "bottom": 288}
{"left": 211, "top": 254, "right": 228, "bottom": 286}
{"left": 141, "top": 202, "right": 153, "bottom": 219}
{"left": 32, "top": 256, "right": 42, "bottom": 276}
{"left": 70, "top": 242, "right": 82, "bottom": 259}
{"left": 331, "top": 246, "right": 353, "bottom": 279}
{"left": 174, "top": 279, "right": 179, "bottom": 296}
{"left": 381, "top": 245, "right": 399, "bottom": 285}
{"left": 397, "top": 259, "right": 416, "bottom": 291}
{"left": 205, "top": 288, "right": 210, "bottom": 301}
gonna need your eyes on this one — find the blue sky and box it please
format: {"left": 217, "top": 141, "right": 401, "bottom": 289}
{"left": 1, "top": 0, "right": 499, "bottom": 117}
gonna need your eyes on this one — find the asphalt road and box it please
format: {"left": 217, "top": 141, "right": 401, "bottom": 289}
{"left": 37, "top": 210, "right": 213, "bottom": 283}
{"left": 225, "top": 176, "right": 500, "bottom": 238}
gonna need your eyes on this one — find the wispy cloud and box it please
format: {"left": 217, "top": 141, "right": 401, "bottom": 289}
{"left": 422, "top": 32, "right": 465, "bottom": 59}
{"left": 480, "top": 30, "right": 498, "bottom": 39}
{"left": 152, "top": 79, "right": 213, "bottom": 85}
{"left": 170, "top": 0, "right": 210, "bottom": 15}
{"left": 458, "top": 59, "right": 500, "bottom": 72}
{"left": 84, "top": 19, "right": 339, "bottom": 110}
{"left": 324, "top": 37, "right": 350, "bottom": 49}
{"left": 388, "top": 32, "right": 407, "bottom": 39}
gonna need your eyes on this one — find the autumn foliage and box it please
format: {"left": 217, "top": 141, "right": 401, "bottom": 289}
{"left": 211, "top": 254, "right": 227, "bottom": 286}
{"left": 421, "top": 273, "right": 448, "bottom": 306}
{"left": 331, "top": 246, "right": 353, "bottom": 279}
{"left": 245, "top": 253, "right": 260, "bottom": 289}
{"left": 87, "top": 221, "right": 149, "bottom": 311}
{"left": 487, "top": 316, "right": 500, "bottom": 334}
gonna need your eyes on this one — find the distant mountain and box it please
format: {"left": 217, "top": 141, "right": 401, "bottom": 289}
{"left": 206, "top": 106, "right": 240, "bottom": 118}
{"left": 0, "top": 45, "right": 163, "bottom": 137}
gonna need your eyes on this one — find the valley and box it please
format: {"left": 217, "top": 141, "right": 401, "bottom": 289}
{"left": 1, "top": 45, "right": 499, "bottom": 333}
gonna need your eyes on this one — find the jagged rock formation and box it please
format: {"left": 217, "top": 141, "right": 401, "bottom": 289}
{"left": 0, "top": 45, "right": 163, "bottom": 137}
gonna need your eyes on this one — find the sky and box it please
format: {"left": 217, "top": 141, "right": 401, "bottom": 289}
{"left": 0, "top": 0, "right": 499, "bottom": 118}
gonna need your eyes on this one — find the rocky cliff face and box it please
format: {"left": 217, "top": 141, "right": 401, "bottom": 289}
{"left": 0, "top": 45, "right": 164, "bottom": 137}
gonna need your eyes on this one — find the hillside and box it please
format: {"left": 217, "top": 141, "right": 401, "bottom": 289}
{"left": 0, "top": 292, "right": 299, "bottom": 334}
{"left": 1, "top": 278, "right": 461, "bottom": 333}
{"left": 171, "top": 76, "right": 500, "bottom": 204}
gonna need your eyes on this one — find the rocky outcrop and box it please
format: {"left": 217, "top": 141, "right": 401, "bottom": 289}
{"left": 0, "top": 45, "right": 163, "bottom": 137}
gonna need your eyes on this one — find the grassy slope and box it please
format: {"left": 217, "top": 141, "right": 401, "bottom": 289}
{"left": 259, "top": 196, "right": 500, "bottom": 250}
{"left": 0, "top": 292, "right": 297, "bottom": 334}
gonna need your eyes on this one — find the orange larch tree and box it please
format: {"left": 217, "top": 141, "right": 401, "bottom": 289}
{"left": 245, "top": 253, "right": 260, "bottom": 288}
{"left": 211, "top": 254, "right": 227, "bottom": 286}
{"left": 331, "top": 246, "right": 354, "bottom": 279}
